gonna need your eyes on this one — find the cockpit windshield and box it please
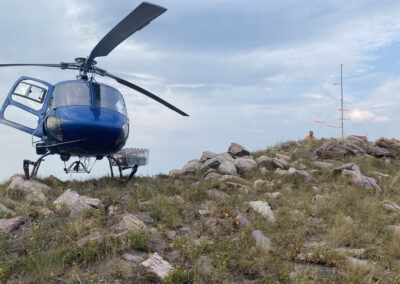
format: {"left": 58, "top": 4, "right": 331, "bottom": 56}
{"left": 50, "top": 82, "right": 91, "bottom": 109}
{"left": 94, "top": 84, "right": 127, "bottom": 115}
{"left": 48, "top": 82, "right": 127, "bottom": 116}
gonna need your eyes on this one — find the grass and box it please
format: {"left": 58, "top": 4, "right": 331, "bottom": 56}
{"left": 1, "top": 138, "right": 400, "bottom": 282}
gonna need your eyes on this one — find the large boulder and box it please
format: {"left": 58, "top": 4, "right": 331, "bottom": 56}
{"left": 228, "top": 143, "right": 250, "bottom": 157}
{"left": 255, "top": 155, "right": 272, "bottom": 167}
{"left": 313, "top": 139, "right": 364, "bottom": 160}
{"left": 252, "top": 230, "right": 273, "bottom": 251}
{"left": 180, "top": 159, "right": 201, "bottom": 174}
{"left": 217, "top": 161, "right": 237, "bottom": 175}
{"left": 234, "top": 157, "right": 256, "bottom": 174}
{"left": 375, "top": 138, "right": 400, "bottom": 157}
{"left": 53, "top": 189, "right": 102, "bottom": 216}
{"left": 200, "top": 151, "right": 217, "bottom": 162}
{"left": 8, "top": 174, "right": 50, "bottom": 201}
{"left": 0, "top": 216, "right": 24, "bottom": 234}
{"left": 200, "top": 153, "right": 234, "bottom": 173}
{"left": 288, "top": 167, "right": 312, "bottom": 180}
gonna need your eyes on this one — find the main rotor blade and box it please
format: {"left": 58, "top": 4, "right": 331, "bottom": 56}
{"left": 0, "top": 63, "right": 62, "bottom": 68}
{"left": 101, "top": 70, "right": 188, "bottom": 117}
{"left": 88, "top": 2, "right": 167, "bottom": 62}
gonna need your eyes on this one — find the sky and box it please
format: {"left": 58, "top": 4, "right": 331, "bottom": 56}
{"left": 0, "top": 0, "right": 400, "bottom": 181}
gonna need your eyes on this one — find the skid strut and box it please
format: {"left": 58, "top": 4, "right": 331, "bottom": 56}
{"left": 107, "top": 155, "right": 138, "bottom": 182}
{"left": 23, "top": 153, "right": 53, "bottom": 180}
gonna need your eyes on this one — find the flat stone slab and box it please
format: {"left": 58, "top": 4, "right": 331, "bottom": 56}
{"left": 116, "top": 214, "right": 146, "bottom": 231}
{"left": 141, "top": 252, "right": 173, "bottom": 280}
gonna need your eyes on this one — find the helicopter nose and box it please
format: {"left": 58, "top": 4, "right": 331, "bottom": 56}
{"left": 54, "top": 106, "right": 127, "bottom": 153}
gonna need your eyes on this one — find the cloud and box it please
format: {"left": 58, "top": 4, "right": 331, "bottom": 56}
{"left": 349, "top": 108, "right": 389, "bottom": 122}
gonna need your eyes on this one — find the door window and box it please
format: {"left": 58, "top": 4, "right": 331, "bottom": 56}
{"left": 3, "top": 105, "right": 39, "bottom": 130}
{"left": 11, "top": 79, "right": 48, "bottom": 111}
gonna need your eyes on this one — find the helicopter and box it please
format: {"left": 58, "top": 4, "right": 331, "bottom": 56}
{"left": 0, "top": 2, "right": 188, "bottom": 181}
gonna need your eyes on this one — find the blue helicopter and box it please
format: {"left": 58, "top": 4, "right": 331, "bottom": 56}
{"left": 0, "top": 2, "right": 188, "bottom": 181}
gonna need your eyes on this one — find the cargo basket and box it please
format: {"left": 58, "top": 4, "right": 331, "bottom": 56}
{"left": 111, "top": 148, "right": 149, "bottom": 168}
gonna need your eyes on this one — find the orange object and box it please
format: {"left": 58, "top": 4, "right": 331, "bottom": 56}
{"left": 333, "top": 83, "right": 342, "bottom": 86}
{"left": 337, "top": 109, "right": 350, "bottom": 111}
{"left": 338, "top": 118, "right": 350, "bottom": 120}
{"left": 322, "top": 125, "right": 342, "bottom": 129}
{"left": 313, "top": 120, "right": 325, "bottom": 124}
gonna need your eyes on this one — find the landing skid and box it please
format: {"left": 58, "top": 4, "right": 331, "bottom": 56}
{"left": 22, "top": 148, "right": 149, "bottom": 182}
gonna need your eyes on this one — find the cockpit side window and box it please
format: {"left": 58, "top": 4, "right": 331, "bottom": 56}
{"left": 50, "top": 82, "right": 91, "bottom": 110}
{"left": 94, "top": 84, "right": 127, "bottom": 115}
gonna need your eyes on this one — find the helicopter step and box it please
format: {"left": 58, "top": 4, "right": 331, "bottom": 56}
{"left": 107, "top": 148, "right": 149, "bottom": 182}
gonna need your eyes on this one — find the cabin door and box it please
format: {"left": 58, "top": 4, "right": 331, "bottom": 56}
{"left": 0, "top": 77, "right": 54, "bottom": 137}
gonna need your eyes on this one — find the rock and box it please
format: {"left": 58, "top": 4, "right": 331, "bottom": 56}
{"left": 0, "top": 216, "right": 24, "bottom": 234}
{"left": 336, "top": 248, "right": 365, "bottom": 257}
{"left": 138, "top": 215, "right": 154, "bottom": 225}
{"left": 148, "top": 230, "right": 168, "bottom": 251}
{"left": 292, "top": 263, "right": 334, "bottom": 278}
{"left": 234, "top": 157, "right": 257, "bottom": 174}
{"left": 313, "top": 161, "right": 333, "bottom": 168}
{"left": 275, "top": 168, "right": 289, "bottom": 175}
{"left": 333, "top": 163, "right": 381, "bottom": 191}
{"left": 108, "top": 205, "right": 117, "bottom": 215}
{"left": 219, "top": 175, "right": 250, "bottom": 185}
{"left": 200, "top": 153, "right": 233, "bottom": 173}
{"left": 116, "top": 214, "right": 146, "bottom": 231}
{"left": 346, "top": 257, "right": 371, "bottom": 268}
{"left": 170, "top": 195, "right": 185, "bottom": 204}
{"left": 365, "top": 145, "right": 394, "bottom": 158}
{"left": 217, "top": 160, "right": 237, "bottom": 175}
{"left": 248, "top": 201, "right": 275, "bottom": 222}
{"left": 288, "top": 167, "right": 312, "bottom": 180}
{"left": 8, "top": 174, "right": 49, "bottom": 201}
{"left": 272, "top": 158, "right": 288, "bottom": 169}
{"left": 303, "top": 241, "right": 327, "bottom": 249}
{"left": 167, "top": 230, "right": 177, "bottom": 239}
{"left": 198, "top": 209, "right": 211, "bottom": 216}
{"left": 0, "top": 203, "right": 14, "bottom": 215}
{"left": 38, "top": 207, "right": 54, "bottom": 217}
{"left": 225, "top": 182, "right": 251, "bottom": 194}
{"left": 53, "top": 189, "right": 102, "bottom": 216}
{"left": 383, "top": 200, "right": 400, "bottom": 212}
{"left": 266, "top": 192, "right": 281, "bottom": 199}
{"left": 122, "top": 251, "right": 147, "bottom": 264}
{"left": 387, "top": 224, "right": 400, "bottom": 234}
{"left": 253, "top": 179, "right": 267, "bottom": 188}
{"left": 140, "top": 252, "right": 173, "bottom": 280}
{"left": 181, "top": 159, "right": 201, "bottom": 174}
{"left": 200, "top": 151, "right": 217, "bottom": 162}
{"left": 228, "top": 142, "right": 250, "bottom": 157}
{"left": 259, "top": 167, "right": 268, "bottom": 175}
{"left": 375, "top": 137, "right": 400, "bottom": 157}
{"left": 348, "top": 135, "right": 367, "bottom": 143}
{"left": 206, "top": 188, "right": 229, "bottom": 199}
{"left": 169, "top": 169, "right": 182, "bottom": 176}
{"left": 313, "top": 139, "right": 361, "bottom": 160}
{"left": 251, "top": 230, "right": 273, "bottom": 251}
{"left": 312, "top": 194, "right": 332, "bottom": 204}
{"left": 204, "top": 172, "right": 222, "bottom": 180}
{"left": 276, "top": 153, "right": 290, "bottom": 161}
{"left": 236, "top": 211, "right": 250, "bottom": 227}
{"left": 256, "top": 155, "right": 272, "bottom": 167}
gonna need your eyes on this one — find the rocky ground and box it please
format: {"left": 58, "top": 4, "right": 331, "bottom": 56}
{"left": 1, "top": 136, "right": 400, "bottom": 283}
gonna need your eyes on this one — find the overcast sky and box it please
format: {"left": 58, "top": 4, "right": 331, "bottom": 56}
{"left": 0, "top": 0, "right": 400, "bottom": 181}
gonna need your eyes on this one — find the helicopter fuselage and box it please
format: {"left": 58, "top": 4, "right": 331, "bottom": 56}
{"left": 0, "top": 77, "right": 129, "bottom": 158}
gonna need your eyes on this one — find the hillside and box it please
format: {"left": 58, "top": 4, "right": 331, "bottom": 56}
{"left": 1, "top": 137, "right": 400, "bottom": 283}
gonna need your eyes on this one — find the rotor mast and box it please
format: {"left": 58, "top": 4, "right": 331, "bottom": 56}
{"left": 340, "top": 64, "right": 343, "bottom": 139}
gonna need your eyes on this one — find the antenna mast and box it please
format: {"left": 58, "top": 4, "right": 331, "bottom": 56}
{"left": 340, "top": 64, "right": 344, "bottom": 139}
